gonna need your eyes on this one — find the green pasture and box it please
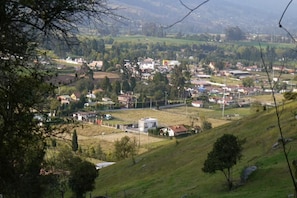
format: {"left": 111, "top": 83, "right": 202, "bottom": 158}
{"left": 111, "top": 35, "right": 296, "bottom": 49}
{"left": 112, "top": 35, "right": 205, "bottom": 45}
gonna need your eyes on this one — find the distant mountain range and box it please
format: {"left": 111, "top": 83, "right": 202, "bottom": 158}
{"left": 110, "top": 0, "right": 297, "bottom": 35}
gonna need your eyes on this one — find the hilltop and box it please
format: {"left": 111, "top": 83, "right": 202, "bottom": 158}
{"left": 91, "top": 100, "right": 297, "bottom": 197}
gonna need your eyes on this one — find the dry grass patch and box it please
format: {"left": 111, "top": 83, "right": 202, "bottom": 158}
{"left": 249, "top": 93, "right": 284, "bottom": 103}
{"left": 103, "top": 109, "right": 198, "bottom": 126}
{"left": 103, "top": 108, "right": 231, "bottom": 128}
{"left": 207, "top": 118, "right": 230, "bottom": 127}
{"left": 93, "top": 71, "right": 119, "bottom": 79}
{"left": 69, "top": 122, "right": 169, "bottom": 154}
{"left": 77, "top": 131, "right": 169, "bottom": 154}
{"left": 74, "top": 123, "right": 121, "bottom": 136}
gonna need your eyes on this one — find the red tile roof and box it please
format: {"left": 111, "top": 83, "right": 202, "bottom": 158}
{"left": 168, "top": 125, "right": 187, "bottom": 133}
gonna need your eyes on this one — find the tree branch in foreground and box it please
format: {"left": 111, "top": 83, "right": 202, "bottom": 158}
{"left": 278, "top": 0, "right": 296, "bottom": 43}
{"left": 259, "top": 42, "right": 297, "bottom": 194}
{"left": 164, "top": 0, "right": 210, "bottom": 29}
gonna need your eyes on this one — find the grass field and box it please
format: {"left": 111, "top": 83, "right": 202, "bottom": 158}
{"left": 112, "top": 35, "right": 207, "bottom": 46}
{"left": 101, "top": 107, "right": 235, "bottom": 127}
{"left": 250, "top": 93, "right": 284, "bottom": 103}
{"left": 112, "top": 35, "right": 297, "bottom": 50}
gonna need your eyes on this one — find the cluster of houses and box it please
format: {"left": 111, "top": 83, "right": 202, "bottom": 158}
{"left": 120, "top": 117, "right": 192, "bottom": 137}
{"left": 119, "top": 58, "right": 181, "bottom": 81}
{"left": 56, "top": 58, "right": 181, "bottom": 109}
{"left": 63, "top": 56, "right": 295, "bottom": 84}
{"left": 62, "top": 56, "right": 181, "bottom": 81}
{"left": 54, "top": 57, "right": 297, "bottom": 138}
{"left": 57, "top": 56, "right": 297, "bottom": 112}
{"left": 124, "top": 117, "right": 198, "bottom": 137}
{"left": 189, "top": 80, "right": 257, "bottom": 108}
{"left": 57, "top": 91, "right": 138, "bottom": 109}
{"left": 69, "top": 111, "right": 192, "bottom": 137}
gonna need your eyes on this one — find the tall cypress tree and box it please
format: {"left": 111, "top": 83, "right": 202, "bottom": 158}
{"left": 72, "top": 130, "right": 78, "bottom": 152}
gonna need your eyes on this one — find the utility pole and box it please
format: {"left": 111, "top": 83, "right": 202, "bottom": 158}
{"left": 164, "top": 91, "right": 167, "bottom": 106}
{"left": 222, "top": 87, "right": 225, "bottom": 118}
{"left": 135, "top": 97, "right": 137, "bottom": 108}
{"left": 222, "top": 77, "right": 226, "bottom": 118}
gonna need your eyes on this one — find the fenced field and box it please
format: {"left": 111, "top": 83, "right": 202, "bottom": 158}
{"left": 69, "top": 107, "right": 233, "bottom": 153}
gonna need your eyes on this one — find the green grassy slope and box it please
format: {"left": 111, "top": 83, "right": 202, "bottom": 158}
{"left": 92, "top": 101, "right": 297, "bottom": 198}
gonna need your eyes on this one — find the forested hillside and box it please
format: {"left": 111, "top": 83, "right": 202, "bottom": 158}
{"left": 109, "top": 0, "right": 297, "bottom": 34}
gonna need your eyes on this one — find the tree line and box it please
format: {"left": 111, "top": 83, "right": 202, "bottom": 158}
{"left": 44, "top": 35, "right": 297, "bottom": 72}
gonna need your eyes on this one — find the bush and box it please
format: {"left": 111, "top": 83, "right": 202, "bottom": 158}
{"left": 202, "top": 121, "right": 212, "bottom": 131}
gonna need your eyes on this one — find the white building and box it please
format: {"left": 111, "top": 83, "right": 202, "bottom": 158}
{"left": 191, "top": 101, "right": 203, "bottom": 108}
{"left": 138, "top": 118, "right": 158, "bottom": 132}
{"left": 139, "top": 58, "right": 155, "bottom": 70}
{"left": 73, "top": 111, "right": 97, "bottom": 121}
{"left": 88, "top": 60, "right": 103, "bottom": 70}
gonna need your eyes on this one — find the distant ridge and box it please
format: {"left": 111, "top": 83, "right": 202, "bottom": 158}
{"left": 110, "top": 0, "right": 297, "bottom": 34}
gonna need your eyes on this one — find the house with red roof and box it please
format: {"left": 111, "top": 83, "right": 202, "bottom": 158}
{"left": 161, "top": 124, "right": 188, "bottom": 137}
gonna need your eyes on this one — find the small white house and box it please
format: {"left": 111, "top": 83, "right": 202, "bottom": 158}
{"left": 138, "top": 118, "right": 158, "bottom": 132}
{"left": 86, "top": 92, "right": 96, "bottom": 100}
{"left": 192, "top": 100, "right": 203, "bottom": 108}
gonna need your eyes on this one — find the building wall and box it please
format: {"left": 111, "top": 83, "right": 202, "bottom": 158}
{"left": 138, "top": 118, "right": 158, "bottom": 132}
